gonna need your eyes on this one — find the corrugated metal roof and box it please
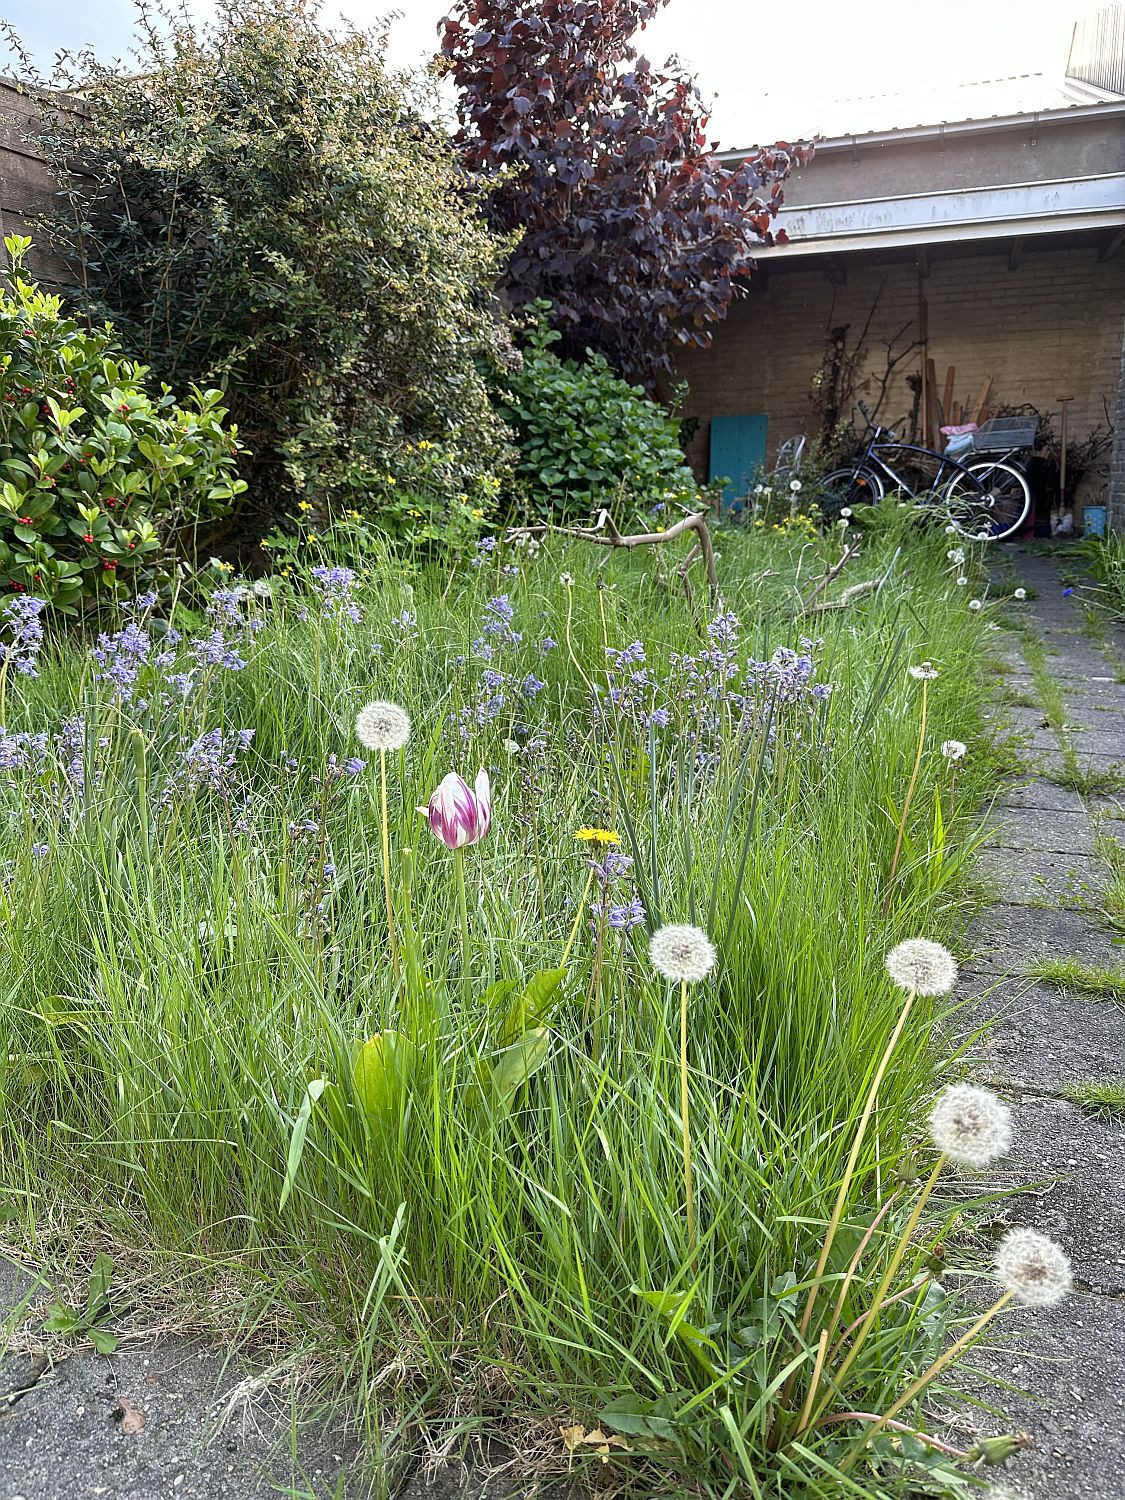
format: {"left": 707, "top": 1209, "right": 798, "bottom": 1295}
{"left": 719, "top": 71, "right": 1125, "bottom": 154}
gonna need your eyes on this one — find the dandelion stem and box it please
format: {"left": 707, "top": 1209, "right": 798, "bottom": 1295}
{"left": 679, "top": 976, "right": 696, "bottom": 1252}
{"left": 816, "top": 1154, "right": 946, "bottom": 1420}
{"left": 838, "top": 1290, "right": 1013, "bottom": 1474}
{"left": 813, "top": 1412, "right": 969, "bottom": 1461}
{"left": 797, "top": 989, "right": 916, "bottom": 1344}
{"left": 885, "top": 678, "right": 928, "bottom": 907}
{"left": 379, "top": 750, "right": 400, "bottom": 980}
{"left": 560, "top": 867, "right": 596, "bottom": 969}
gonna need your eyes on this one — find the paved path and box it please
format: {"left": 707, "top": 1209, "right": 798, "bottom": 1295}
{"left": 959, "top": 544, "right": 1125, "bottom": 1498}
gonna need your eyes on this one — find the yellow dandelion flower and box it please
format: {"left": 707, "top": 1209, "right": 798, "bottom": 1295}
{"left": 306, "top": 532, "right": 317, "bottom": 543}
{"left": 297, "top": 501, "right": 313, "bottom": 513}
{"left": 574, "top": 827, "right": 621, "bottom": 845}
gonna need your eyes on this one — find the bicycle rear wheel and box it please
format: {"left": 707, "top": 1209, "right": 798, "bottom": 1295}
{"left": 818, "top": 466, "right": 885, "bottom": 521}
{"left": 944, "top": 461, "right": 1031, "bottom": 541}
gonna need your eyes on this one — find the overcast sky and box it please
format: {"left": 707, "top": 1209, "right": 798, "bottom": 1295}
{"left": 3, "top": 0, "right": 1086, "bottom": 144}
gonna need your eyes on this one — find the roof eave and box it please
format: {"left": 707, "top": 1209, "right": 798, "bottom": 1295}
{"left": 715, "top": 96, "right": 1125, "bottom": 159}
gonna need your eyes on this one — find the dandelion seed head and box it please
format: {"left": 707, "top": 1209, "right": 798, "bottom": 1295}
{"left": 355, "top": 700, "right": 411, "bottom": 752}
{"left": 908, "top": 662, "right": 939, "bottom": 681}
{"left": 994, "top": 1227, "right": 1072, "bottom": 1307}
{"left": 559, "top": 572, "right": 574, "bottom": 587}
{"left": 649, "top": 924, "right": 716, "bottom": 984}
{"left": 956, "top": 575, "right": 969, "bottom": 586}
{"left": 1013, "top": 588, "right": 1027, "bottom": 601}
{"left": 969, "top": 599, "right": 983, "bottom": 611}
{"left": 941, "top": 739, "right": 968, "bottom": 761}
{"left": 884, "top": 938, "right": 958, "bottom": 996}
{"left": 928, "top": 1084, "right": 1012, "bottom": 1168}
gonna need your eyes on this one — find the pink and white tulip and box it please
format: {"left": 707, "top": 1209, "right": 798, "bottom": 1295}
{"left": 424, "top": 770, "right": 492, "bottom": 850}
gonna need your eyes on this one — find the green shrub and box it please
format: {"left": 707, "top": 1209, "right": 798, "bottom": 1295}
{"left": 0, "top": 236, "right": 244, "bottom": 609}
{"left": 493, "top": 308, "right": 699, "bottom": 520}
{"left": 40, "top": 0, "right": 513, "bottom": 540}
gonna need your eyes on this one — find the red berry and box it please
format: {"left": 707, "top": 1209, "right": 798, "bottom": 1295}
{"left": 82, "top": 533, "right": 94, "bottom": 543}
{"left": 102, "top": 560, "right": 117, "bottom": 570}
{"left": 18, "top": 517, "right": 31, "bottom": 525}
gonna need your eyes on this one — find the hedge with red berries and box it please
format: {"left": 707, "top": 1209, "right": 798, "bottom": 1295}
{"left": 0, "top": 236, "right": 245, "bottom": 610}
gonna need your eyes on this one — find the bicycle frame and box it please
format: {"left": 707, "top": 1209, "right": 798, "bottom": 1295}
{"left": 853, "top": 439, "right": 984, "bottom": 503}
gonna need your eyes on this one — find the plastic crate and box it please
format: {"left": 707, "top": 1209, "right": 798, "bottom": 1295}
{"left": 970, "top": 417, "right": 1038, "bottom": 453}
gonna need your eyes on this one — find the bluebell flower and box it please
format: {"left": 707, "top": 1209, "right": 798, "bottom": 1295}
{"left": 310, "top": 565, "right": 362, "bottom": 624}
{"left": 0, "top": 594, "right": 46, "bottom": 679}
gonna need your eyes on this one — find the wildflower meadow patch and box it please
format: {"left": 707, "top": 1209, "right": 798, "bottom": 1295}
{"left": 0, "top": 520, "right": 1064, "bottom": 1496}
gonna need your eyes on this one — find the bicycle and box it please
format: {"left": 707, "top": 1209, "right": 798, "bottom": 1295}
{"left": 820, "top": 403, "right": 1033, "bottom": 541}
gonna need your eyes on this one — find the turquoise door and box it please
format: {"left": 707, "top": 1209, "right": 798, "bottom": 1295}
{"left": 709, "top": 414, "right": 768, "bottom": 510}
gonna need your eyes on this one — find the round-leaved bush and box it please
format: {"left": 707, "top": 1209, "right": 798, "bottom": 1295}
{"left": 0, "top": 236, "right": 245, "bottom": 608}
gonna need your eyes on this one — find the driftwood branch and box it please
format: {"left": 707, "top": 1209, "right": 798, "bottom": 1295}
{"left": 797, "top": 537, "right": 863, "bottom": 612}
{"left": 506, "top": 508, "right": 718, "bottom": 603}
{"left": 805, "top": 578, "right": 878, "bottom": 613}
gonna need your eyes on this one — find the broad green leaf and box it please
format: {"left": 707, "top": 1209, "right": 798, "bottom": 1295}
{"left": 87, "top": 1326, "right": 118, "bottom": 1356}
{"left": 353, "top": 1031, "right": 413, "bottom": 1123}
{"left": 489, "top": 1027, "right": 551, "bottom": 1112}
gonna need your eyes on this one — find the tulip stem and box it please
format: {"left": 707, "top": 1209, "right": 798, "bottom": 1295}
{"left": 379, "top": 751, "right": 400, "bottom": 981}
{"left": 454, "top": 846, "right": 471, "bottom": 998}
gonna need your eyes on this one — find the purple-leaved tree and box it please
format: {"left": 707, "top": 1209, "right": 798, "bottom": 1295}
{"left": 441, "top": 0, "right": 812, "bottom": 385}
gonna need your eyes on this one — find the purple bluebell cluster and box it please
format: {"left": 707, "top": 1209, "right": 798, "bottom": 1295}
{"left": 0, "top": 728, "right": 49, "bottom": 776}
{"left": 390, "top": 609, "right": 419, "bottom": 640}
{"left": 588, "top": 848, "right": 647, "bottom": 934}
{"left": 0, "top": 595, "right": 47, "bottom": 678}
{"left": 309, "top": 566, "right": 362, "bottom": 625}
{"left": 470, "top": 536, "right": 498, "bottom": 569}
{"left": 162, "top": 727, "right": 254, "bottom": 807}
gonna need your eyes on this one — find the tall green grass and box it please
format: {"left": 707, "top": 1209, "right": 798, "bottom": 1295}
{"left": 0, "top": 519, "right": 1004, "bottom": 1496}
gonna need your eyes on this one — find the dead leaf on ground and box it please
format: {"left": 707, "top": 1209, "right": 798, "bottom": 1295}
{"left": 114, "top": 1395, "right": 146, "bottom": 1434}
{"left": 559, "top": 1422, "right": 630, "bottom": 1462}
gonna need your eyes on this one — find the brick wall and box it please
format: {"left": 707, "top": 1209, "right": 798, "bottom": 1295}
{"left": 676, "top": 239, "right": 1125, "bottom": 513}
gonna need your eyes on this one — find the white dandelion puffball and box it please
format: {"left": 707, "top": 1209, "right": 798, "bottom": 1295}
{"left": 994, "top": 1227, "right": 1072, "bottom": 1308}
{"left": 1013, "top": 587, "right": 1027, "bottom": 601}
{"left": 941, "top": 739, "right": 968, "bottom": 761}
{"left": 944, "top": 524, "right": 957, "bottom": 534}
{"left": 885, "top": 938, "right": 958, "bottom": 996}
{"left": 957, "top": 575, "right": 969, "bottom": 586}
{"left": 790, "top": 479, "right": 802, "bottom": 493}
{"left": 839, "top": 506, "right": 852, "bottom": 518}
{"left": 946, "top": 548, "right": 964, "bottom": 564}
{"left": 355, "top": 700, "right": 411, "bottom": 752}
{"left": 559, "top": 572, "right": 574, "bottom": 587}
{"left": 969, "top": 599, "right": 983, "bottom": 612}
{"left": 650, "top": 924, "right": 717, "bottom": 984}
{"left": 928, "top": 1084, "right": 1012, "bottom": 1168}
{"left": 908, "top": 662, "right": 939, "bottom": 681}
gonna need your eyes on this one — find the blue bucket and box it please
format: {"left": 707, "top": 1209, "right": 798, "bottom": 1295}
{"left": 1083, "top": 505, "right": 1107, "bottom": 537}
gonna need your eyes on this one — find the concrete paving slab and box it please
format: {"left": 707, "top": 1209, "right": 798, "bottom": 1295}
{"left": 974, "top": 847, "right": 1106, "bottom": 907}
{"left": 959, "top": 976, "right": 1125, "bottom": 1092}
{"left": 965, "top": 1292, "right": 1125, "bottom": 1500}
{"left": 964, "top": 903, "right": 1122, "bottom": 974}
{"left": 1001, "top": 1094, "right": 1125, "bottom": 1293}
{"left": 0, "top": 1339, "right": 362, "bottom": 1499}
{"left": 995, "top": 780, "right": 1087, "bottom": 816}
{"left": 992, "top": 809, "right": 1096, "bottom": 857}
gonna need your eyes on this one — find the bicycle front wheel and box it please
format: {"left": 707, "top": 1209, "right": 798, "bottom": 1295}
{"left": 818, "top": 466, "right": 885, "bottom": 522}
{"left": 944, "top": 461, "right": 1032, "bottom": 541}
